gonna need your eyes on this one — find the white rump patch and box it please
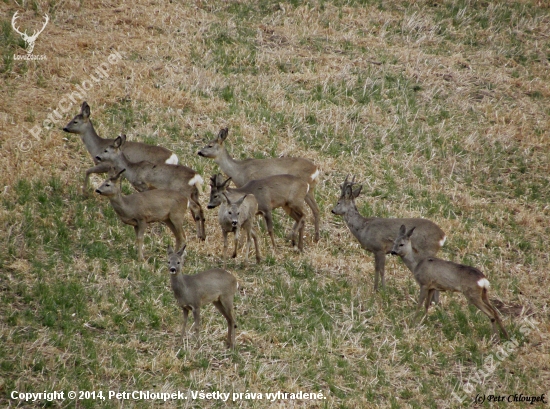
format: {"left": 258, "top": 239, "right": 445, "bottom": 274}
{"left": 439, "top": 236, "right": 446, "bottom": 247}
{"left": 188, "top": 174, "right": 204, "bottom": 194}
{"left": 477, "top": 278, "right": 490, "bottom": 289}
{"left": 165, "top": 153, "right": 179, "bottom": 165}
{"left": 310, "top": 169, "right": 319, "bottom": 182}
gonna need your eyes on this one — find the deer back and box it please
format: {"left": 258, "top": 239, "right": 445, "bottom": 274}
{"left": 414, "top": 257, "right": 486, "bottom": 293}
{"left": 235, "top": 157, "right": 318, "bottom": 188}
{"left": 173, "top": 269, "right": 237, "bottom": 308}
{"left": 234, "top": 175, "right": 309, "bottom": 210}
{"left": 113, "top": 189, "right": 188, "bottom": 223}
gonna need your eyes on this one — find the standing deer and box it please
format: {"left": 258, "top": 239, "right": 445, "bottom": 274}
{"left": 198, "top": 128, "right": 321, "bottom": 242}
{"left": 332, "top": 176, "right": 446, "bottom": 295}
{"left": 95, "top": 169, "right": 188, "bottom": 261}
{"left": 391, "top": 225, "right": 509, "bottom": 340}
{"left": 96, "top": 134, "right": 206, "bottom": 240}
{"left": 218, "top": 193, "right": 261, "bottom": 267}
{"left": 207, "top": 173, "right": 308, "bottom": 252}
{"left": 167, "top": 245, "right": 238, "bottom": 349}
{"left": 63, "top": 102, "right": 178, "bottom": 195}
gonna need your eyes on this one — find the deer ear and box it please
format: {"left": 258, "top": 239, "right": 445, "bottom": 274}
{"left": 352, "top": 185, "right": 362, "bottom": 198}
{"left": 399, "top": 224, "right": 407, "bottom": 236}
{"left": 113, "top": 135, "right": 123, "bottom": 148}
{"left": 112, "top": 168, "right": 126, "bottom": 181}
{"left": 222, "top": 177, "right": 232, "bottom": 188}
{"left": 344, "top": 185, "right": 353, "bottom": 198}
{"left": 167, "top": 246, "right": 174, "bottom": 255}
{"left": 235, "top": 194, "right": 247, "bottom": 206}
{"left": 210, "top": 174, "right": 218, "bottom": 186}
{"left": 218, "top": 127, "right": 229, "bottom": 142}
{"left": 222, "top": 192, "right": 231, "bottom": 205}
{"left": 406, "top": 226, "right": 416, "bottom": 238}
{"left": 177, "top": 245, "right": 186, "bottom": 257}
{"left": 81, "top": 102, "right": 90, "bottom": 118}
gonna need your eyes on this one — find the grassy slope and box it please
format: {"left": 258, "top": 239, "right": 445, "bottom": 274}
{"left": 1, "top": 0, "right": 549, "bottom": 407}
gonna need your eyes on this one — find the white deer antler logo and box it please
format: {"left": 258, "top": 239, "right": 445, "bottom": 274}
{"left": 11, "top": 12, "right": 49, "bottom": 55}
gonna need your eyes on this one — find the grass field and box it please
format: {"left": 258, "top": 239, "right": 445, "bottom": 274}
{"left": 1, "top": 0, "right": 549, "bottom": 407}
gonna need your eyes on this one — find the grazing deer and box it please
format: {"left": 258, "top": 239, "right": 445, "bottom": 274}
{"left": 95, "top": 169, "right": 187, "bottom": 261}
{"left": 207, "top": 173, "right": 308, "bottom": 252}
{"left": 96, "top": 134, "right": 205, "bottom": 240}
{"left": 332, "top": 176, "right": 446, "bottom": 294}
{"left": 63, "top": 102, "right": 178, "bottom": 195}
{"left": 167, "top": 245, "right": 238, "bottom": 349}
{"left": 218, "top": 193, "right": 261, "bottom": 267}
{"left": 198, "top": 128, "right": 321, "bottom": 242}
{"left": 391, "top": 225, "right": 509, "bottom": 340}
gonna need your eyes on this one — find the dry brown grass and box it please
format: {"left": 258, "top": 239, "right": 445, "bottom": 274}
{"left": 1, "top": 0, "right": 549, "bottom": 408}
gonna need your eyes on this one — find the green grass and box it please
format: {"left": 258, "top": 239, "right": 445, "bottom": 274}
{"left": 1, "top": 0, "right": 549, "bottom": 407}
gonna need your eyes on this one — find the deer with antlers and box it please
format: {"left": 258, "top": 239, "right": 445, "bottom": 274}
{"left": 332, "top": 176, "right": 446, "bottom": 295}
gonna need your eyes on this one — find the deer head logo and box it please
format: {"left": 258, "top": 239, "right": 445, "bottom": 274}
{"left": 11, "top": 12, "right": 49, "bottom": 55}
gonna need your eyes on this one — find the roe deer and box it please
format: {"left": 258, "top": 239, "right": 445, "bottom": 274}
{"left": 218, "top": 193, "right": 261, "bottom": 267}
{"left": 96, "top": 134, "right": 205, "bottom": 241}
{"left": 391, "top": 225, "right": 509, "bottom": 340}
{"left": 96, "top": 169, "right": 187, "bottom": 261}
{"left": 198, "top": 127, "right": 321, "bottom": 242}
{"left": 208, "top": 173, "right": 308, "bottom": 252}
{"left": 331, "top": 176, "right": 446, "bottom": 294}
{"left": 167, "top": 245, "right": 238, "bottom": 349}
{"left": 63, "top": 102, "right": 178, "bottom": 195}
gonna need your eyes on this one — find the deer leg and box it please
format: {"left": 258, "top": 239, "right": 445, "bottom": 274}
{"left": 191, "top": 190, "right": 206, "bottom": 240}
{"left": 466, "top": 294, "right": 499, "bottom": 339}
{"left": 425, "top": 289, "right": 436, "bottom": 312}
{"left": 250, "top": 226, "right": 261, "bottom": 263}
{"left": 214, "top": 296, "right": 236, "bottom": 349}
{"left": 286, "top": 206, "right": 305, "bottom": 251}
{"left": 482, "top": 291, "right": 509, "bottom": 340}
{"left": 222, "top": 230, "right": 229, "bottom": 268}
{"left": 243, "top": 225, "right": 252, "bottom": 265}
{"left": 85, "top": 162, "right": 112, "bottom": 195}
{"left": 291, "top": 209, "right": 306, "bottom": 252}
{"left": 134, "top": 221, "right": 147, "bottom": 261}
{"left": 305, "top": 190, "right": 320, "bottom": 242}
{"left": 263, "top": 211, "right": 277, "bottom": 255}
{"left": 463, "top": 292, "right": 505, "bottom": 341}
{"left": 181, "top": 307, "right": 189, "bottom": 339}
{"left": 188, "top": 199, "right": 205, "bottom": 241}
{"left": 165, "top": 220, "right": 184, "bottom": 252}
{"left": 373, "top": 251, "right": 386, "bottom": 291}
{"left": 232, "top": 228, "right": 239, "bottom": 259}
{"left": 417, "top": 286, "right": 430, "bottom": 314}
{"left": 430, "top": 290, "right": 440, "bottom": 305}
{"left": 192, "top": 307, "right": 201, "bottom": 347}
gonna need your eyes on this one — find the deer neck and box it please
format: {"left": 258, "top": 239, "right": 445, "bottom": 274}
{"left": 400, "top": 247, "right": 420, "bottom": 272}
{"left": 81, "top": 120, "right": 105, "bottom": 155}
{"left": 114, "top": 152, "right": 132, "bottom": 172}
{"left": 170, "top": 272, "right": 188, "bottom": 299}
{"left": 343, "top": 204, "right": 372, "bottom": 238}
{"left": 215, "top": 148, "right": 242, "bottom": 183}
{"left": 107, "top": 190, "right": 129, "bottom": 217}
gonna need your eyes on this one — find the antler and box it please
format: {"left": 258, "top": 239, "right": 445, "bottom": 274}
{"left": 28, "top": 14, "right": 49, "bottom": 41}
{"left": 11, "top": 12, "right": 25, "bottom": 37}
